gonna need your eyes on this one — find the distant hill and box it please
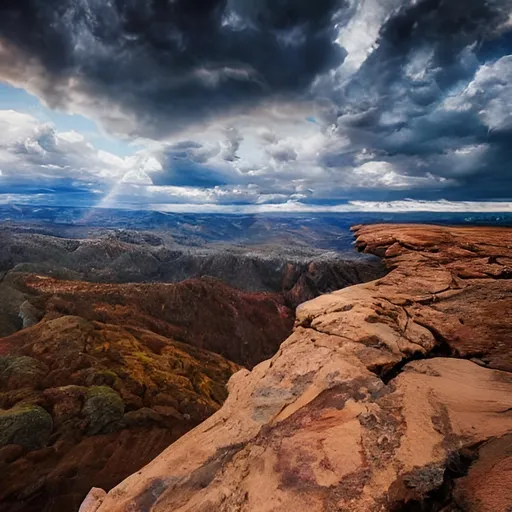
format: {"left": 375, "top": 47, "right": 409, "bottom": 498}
{"left": 1, "top": 205, "right": 511, "bottom": 248}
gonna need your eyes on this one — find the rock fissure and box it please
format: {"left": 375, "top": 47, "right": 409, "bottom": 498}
{"left": 302, "top": 323, "right": 359, "bottom": 346}
{"left": 389, "top": 445, "right": 480, "bottom": 511}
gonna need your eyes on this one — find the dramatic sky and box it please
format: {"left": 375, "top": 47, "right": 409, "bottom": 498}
{"left": 0, "top": 0, "right": 511, "bottom": 212}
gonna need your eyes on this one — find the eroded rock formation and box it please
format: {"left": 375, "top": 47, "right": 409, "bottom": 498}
{"left": 82, "top": 224, "right": 512, "bottom": 512}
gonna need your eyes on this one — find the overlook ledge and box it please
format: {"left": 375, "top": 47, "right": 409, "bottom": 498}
{"left": 82, "top": 224, "right": 512, "bottom": 512}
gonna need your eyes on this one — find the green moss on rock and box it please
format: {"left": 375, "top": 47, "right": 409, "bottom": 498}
{"left": 134, "top": 352, "right": 154, "bottom": 366}
{"left": 82, "top": 386, "right": 124, "bottom": 436}
{"left": 0, "top": 405, "right": 53, "bottom": 450}
{"left": 0, "top": 356, "right": 49, "bottom": 389}
{"left": 93, "top": 370, "right": 118, "bottom": 386}
{"left": 78, "top": 368, "right": 119, "bottom": 387}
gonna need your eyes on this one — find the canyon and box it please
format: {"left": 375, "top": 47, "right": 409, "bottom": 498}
{"left": 79, "top": 224, "right": 512, "bottom": 512}
{"left": 0, "top": 225, "right": 385, "bottom": 512}
{"left": 0, "top": 225, "right": 384, "bottom": 320}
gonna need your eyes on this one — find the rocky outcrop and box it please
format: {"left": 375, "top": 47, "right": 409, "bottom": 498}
{"left": 0, "top": 272, "right": 298, "bottom": 512}
{"left": 351, "top": 224, "right": 512, "bottom": 371}
{"left": 82, "top": 224, "right": 512, "bottom": 511}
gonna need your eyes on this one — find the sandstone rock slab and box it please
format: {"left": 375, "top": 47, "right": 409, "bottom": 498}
{"left": 82, "top": 224, "right": 512, "bottom": 511}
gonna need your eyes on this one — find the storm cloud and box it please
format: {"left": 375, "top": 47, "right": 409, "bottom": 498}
{"left": 322, "top": 0, "right": 512, "bottom": 200}
{"left": 0, "top": 0, "right": 511, "bottom": 206}
{"left": 0, "top": 0, "right": 348, "bottom": 137}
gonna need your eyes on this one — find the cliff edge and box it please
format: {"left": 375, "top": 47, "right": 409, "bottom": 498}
{"left": 81, "top": 224, "right": 512, "bottom": 512}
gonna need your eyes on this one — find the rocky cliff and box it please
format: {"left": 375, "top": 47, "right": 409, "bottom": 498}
{"left": 81, "top": 224, "right": 512, "bottom": 512}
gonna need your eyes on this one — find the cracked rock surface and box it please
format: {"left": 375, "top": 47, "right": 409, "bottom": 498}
{"left": 82, "top": 224, "right": 512, "bottom": 512}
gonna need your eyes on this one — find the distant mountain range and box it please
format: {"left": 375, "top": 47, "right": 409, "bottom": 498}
{"left": 1, "top": 205, "right": 511, "bottom": 250}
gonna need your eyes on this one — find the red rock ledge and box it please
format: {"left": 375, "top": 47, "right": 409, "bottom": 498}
{"left": 81, "top": 224, "right": 512, "bottom": 512}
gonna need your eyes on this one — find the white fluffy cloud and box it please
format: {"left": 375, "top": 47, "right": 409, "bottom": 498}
{"left": 443, "top": 56, "right": 512, "bottom": 132}
{"left": 0, "top": 109, "right": 161, "bottom": 188}
{"left": 0, "top": 104, "right": 510, "bottom": 211}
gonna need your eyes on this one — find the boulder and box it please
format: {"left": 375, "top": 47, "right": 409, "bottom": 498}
{"left": 79, "top": 488, "right": 107, "bottom": 512}
{"left": 0, "top": 405, "right": 53, "bottom": 450}
{"left": 0, "top": 356, "right": 49, "bottom": 389}
{"left": 82, "top": 386, "right": 125, "bottom": 436}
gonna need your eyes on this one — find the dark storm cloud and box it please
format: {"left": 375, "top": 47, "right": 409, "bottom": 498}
{"left": 0, "top": 0, "right": 348, "bottom": 137}
{"left": 323, "top": 0, "right": 512, "bottom": 201}
{"left": 151, "top": 160, "right": 230, "bottom": 188}
{"left": 355, "top": 0, "right": 509, "bottom": 90}
{"left": 337, "top": 0, "right": 511, "bottom": 127}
